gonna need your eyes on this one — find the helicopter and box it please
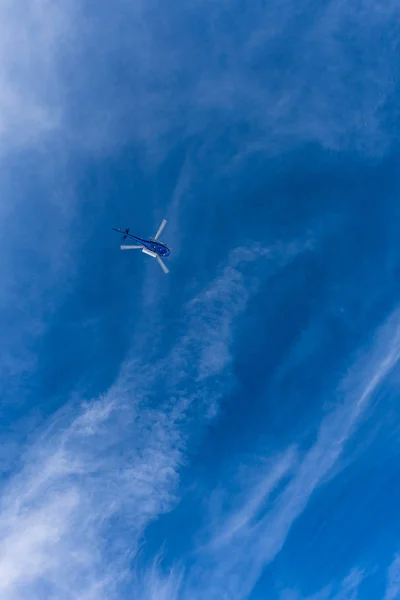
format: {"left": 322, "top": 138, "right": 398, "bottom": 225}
{"left": 113, "top": 219, "right": 171, "bottom": 273}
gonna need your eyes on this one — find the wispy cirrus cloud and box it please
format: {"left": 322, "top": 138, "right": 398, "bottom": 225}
{"left": 281, "top": 568, "right": 364, "bottom": 600}
{"left": 1, "top": 4, "right": 398, "bottom": 600}
{"left": 384, "top": 554, "right": 400, "bottom": 600}
{"left": 4, "top": 0, "right": 396, "bottom": 158}
{"left": 185, "top": 0, "right": 399, "bottom": 159}
{"left": 133, "top": 560, "right": 184, "bottom": 600}
{"left": 162, "top": 308, "right": 400, "bottom": 600}
{"left": 0, "top": 0, "right": 77, "bottom": 148}
{"left": 0, "top": 372, "right": 184, "bottom": 600}
{"left": 205, "top": 446, "right": 298, "bottom": 552}
{"left": 153, "top": 239, "right": 310, "bottom": 423}
{"left": 0, "top": 241, "right": 300, "bottom": 599}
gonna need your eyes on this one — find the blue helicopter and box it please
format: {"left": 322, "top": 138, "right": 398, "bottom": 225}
{"left": 113, "top": 219, "right": 171, "bottom": 273}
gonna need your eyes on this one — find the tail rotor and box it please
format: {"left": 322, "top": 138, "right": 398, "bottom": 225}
{"left": 121, "top": 228, "right": 130, "bottom": 242}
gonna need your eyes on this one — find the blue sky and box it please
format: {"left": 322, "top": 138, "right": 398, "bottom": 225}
{"left": 1, "top": 0, "right": 400, "bottom": 598}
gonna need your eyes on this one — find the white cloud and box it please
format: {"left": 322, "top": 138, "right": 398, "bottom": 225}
{"left": 0, "top": 0, "right": 75, "bottom": 147}
{"left": 329, "top": 569, "right": 364, "bottom": 600}
{"left": 147, "top": 239, "right": 309, "bottom": 424}
{"left": 2, "top": 0, "right": 396, "bottom": 162}
{"left": 182, "top": 245, "right": 270, "bottom": 382}
{"left": 0, "top": 3, "right": 396, "bottom": 598}
{"left": 3, "top": 0, "right": 396, "bottom": 158}
{"left": 0, "top": 3, "right": 84, "bottom": 400}
{"left": 191, "top": 0, "right": 398, "bottom": 157}
{"left": 177, "top": 308, "right": 400, "bottom": 599}
{"left": 134, "top": 559, "right": 183, "bottom": 600}
{"left": 0, "top": 373, "right": 184, "bottom": 600}
{"left": 281, "top": 568, "right": 364, "bottom": 600}
{"left": 0, "top": 241, "right": 303, "bottom": 599}
{"left": 206, "top": 447, "right": 298, "bottom": 552}
{"left": 384, "top": 554, "right": 400, "bottom": 600}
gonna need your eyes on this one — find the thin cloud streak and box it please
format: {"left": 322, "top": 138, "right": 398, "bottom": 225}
{"left": 281, "top": 567, "right": 364, "bottom": 600}
{"left": 207, "top": 447, "right": 298, "bottom": 552}
{"left": 181, "top": 309, "right": 400, "bottom": 600}
{"left": 384, "top": 554, "right": 400, "bottom": 600}
{"left": 135, "top": 240, "right": 308, "bottom": 424}
{"left": 134, "top": 559, "right": 184, "bottom": 600}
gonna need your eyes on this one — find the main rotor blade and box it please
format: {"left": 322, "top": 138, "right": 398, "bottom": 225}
{"left": 156, "top": 255, "right": 169, "bottom": 274}
{"left": 154, "top": 219, "right": 167, "bottom": 240}
{"left": 120, "top": 245, "right": 142, "bottom": 250}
